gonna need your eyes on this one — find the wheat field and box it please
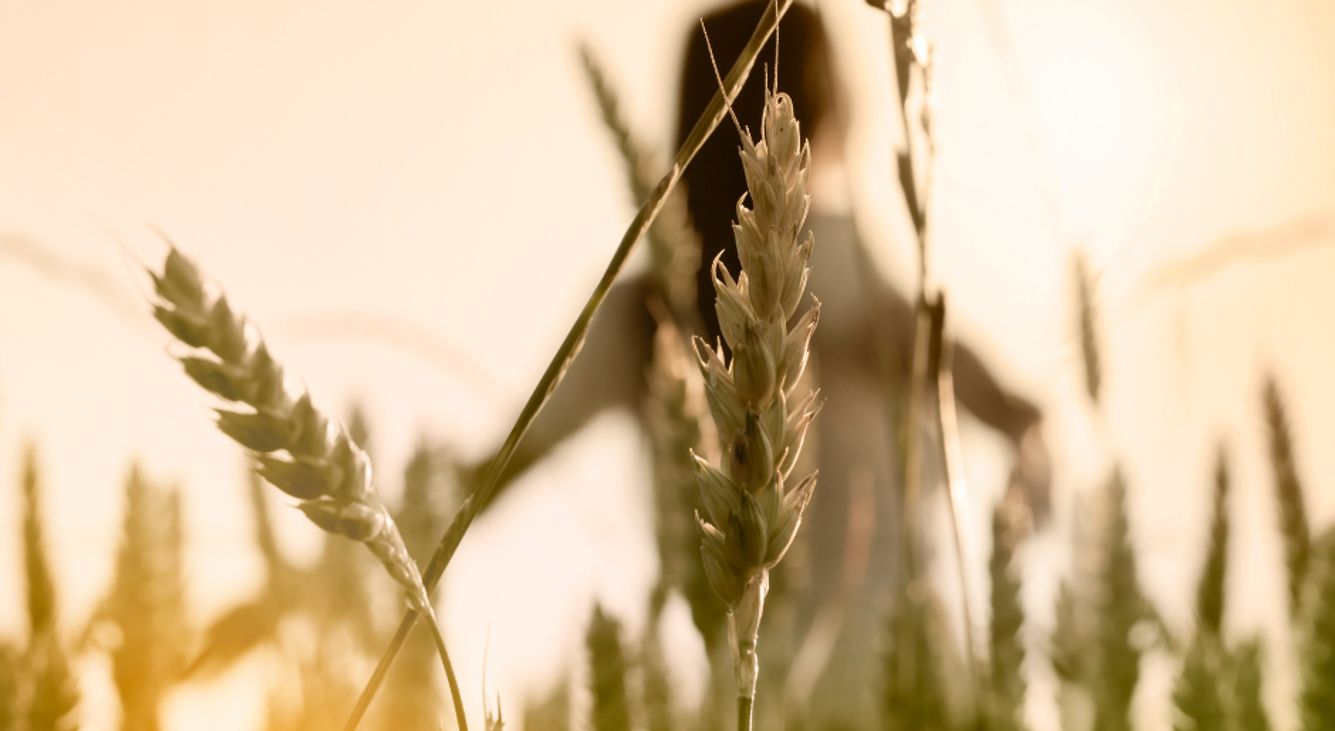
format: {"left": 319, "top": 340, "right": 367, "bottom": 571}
{"left": 2, "top": 1, "right": 1335, "bottom": 730}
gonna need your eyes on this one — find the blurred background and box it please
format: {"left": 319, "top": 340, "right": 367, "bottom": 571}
{"left": 1, "top": 1, "right": 1333, "bottom": 729}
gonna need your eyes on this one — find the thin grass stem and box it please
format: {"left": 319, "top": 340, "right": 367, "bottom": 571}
{"left": 424, "top": 615, "right": 468, "bottom": 731}
{"left": 341, "top": 5, "right": 796, "bottom": 728}
{"left": 737, "top": 694, "right": 754, "bottom": 731}
{"left": 930, "top": 298, "right": 981, "bottom": 700}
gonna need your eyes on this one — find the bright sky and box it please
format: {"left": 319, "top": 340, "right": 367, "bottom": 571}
{"left": 1, "top": 1, "right": 1334, "bottom": 729}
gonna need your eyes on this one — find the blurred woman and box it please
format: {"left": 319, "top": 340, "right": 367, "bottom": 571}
{"left": 472, "top": 1, "right": 1046, "bottom": 724}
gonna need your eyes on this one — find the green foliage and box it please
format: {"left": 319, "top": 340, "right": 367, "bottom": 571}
{"left": 25, "top": 636, "right": 80, "bottom": 731}
{"left": 586, "top": 605, "right": 632, "bottom": 731}
{"left": 646, "top": 323, "right": 724, "bottom": 650}
{"left": 640, "top": 634, "right": 674, "bottom": 731}
{"left": 987, "top": 496, "right": 1028, "bottom": 731}
{"left": 1195, "top": 450, "right": 1230, "bottom": 636}
{"left": 1173, "top": 637, "right": 1227, "bottom": 731}
{"left": 1301, "top": 537, "right": 1335, "bottom": 730}
{"left": 17, "top": 446, "right": 79, "bottom": 731}
{"left": 1263, "top": 376, "right": 1312, "bottom": 614}
{"left": 1074, "top": 254, "right": 1102, "bottom": 406}
{"left": 1176, "top": 448, "right": 1272, "bottom": 731}
{"left": 187, "top": 476, "right": 297, "bottom": 679}
{"left": 1230, "top": 641, "right": 1270, "bottom": 731}
{"left": 192, "top": 459, "right": 380, "bottom": 728}
{"left": 102, "top": 465, "right": 190, "bottom": 731}
{"left": 1052, "top": 472, "right": 1153, "bottom": 731}
{"left": 379, "top": 439, "right": 461, "bottom": 731}
{"left": 21, "top": 445, "right": 57, "bottom": 638}
{"left": 0, "top": 643, "right": 17, "bottom": 731}
{"left": 522, "top": 677, "right": 572, "bottom": 731}
{"left": 1093, "top": 471, "right": 1149, "bottom": 731}
{"left": 881, "top": 582, "right": 951, "bottom": 731}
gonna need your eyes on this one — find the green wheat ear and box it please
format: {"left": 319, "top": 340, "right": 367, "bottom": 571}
{"left": 1194, "top": 447, "right": 1231, "bottom": 636}
{"left": 646, "top": 321, "right": 724, "bottom": 650}
{"left": 1092, "top": 470, "right": 1149, "bottom": 731}
{"left": 1300, "top": 532, "right": 1335, "bottom": 730}
{"left": 639, "top": 633, "right": 674, "bottom": 731}
{"left": 1173, "top": 637, "right": 1227, "bottom": 731}
{"left": 18, "top": 446, "right": 79, "bottom": 731}
{"left": 521, "top": 676, "right": 572, "bottom": 731}
{"left": 1053, "top": 471, "right": 1154, "bottom": 731}
{"left": 1262, "top": 375, "right": 1312, "bottom": 615}
{"left": 1073, "top": 254, "right": 1102, "bottom": 406}
{"left": 0, "top": 643, "right": 19, "bottom": 729}
{"left": 1175, "top": 446, "right": 1273, "bottom": 731}
{"left": 1229, "top": 640, "right": 1270, "bottom": 731}
{"left": 101, "top": 464, "right": 191, "bottom": 731}
{"left": 987, "top": 492, "right": 1029, "bottom": 731}
{"left": 586, "top": 605, "right": 632, "bottom": 731}
{"left": 881, "top": 582, "right": 951, "bottom": 731}
{"left": 380, "top": 439, "right": 461, "bottom": 731}
{"left": 20, "top": 444, "right": 57, "bottom": 639}
{"left": 150, "top": 248, "right": 430, "bottom": 612}
{"left": 149, "top": 246, "right": 467, "bottom": 730}
{"left": 692, "top": 86, "right": 821, "bottom": 730}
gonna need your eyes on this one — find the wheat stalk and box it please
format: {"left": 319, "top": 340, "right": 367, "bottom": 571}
{"left": 690, "top": 82, "right": 820, "bottom": 730}
{"left": 342, "top": 5, "right": 797, "bottom": 726}
{"left": 148, "top": 247, "right": 468, "bottom": 731}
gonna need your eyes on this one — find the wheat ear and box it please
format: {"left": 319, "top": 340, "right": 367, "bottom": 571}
{"left": 1262, "top": 376, "right": 1311, "bottom": 615}
{"left": 343, "top": 4, "right": 797, "bottom": 727}
{"left": 692, "top": 86, "right": 820, "bottom": 731}
{"left": 148, "top": 247, "right": 468, "bottom": 731}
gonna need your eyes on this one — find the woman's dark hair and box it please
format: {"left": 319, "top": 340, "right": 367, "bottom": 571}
{"left": 675, "top": 1, "right": 833, "bottom": 342}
